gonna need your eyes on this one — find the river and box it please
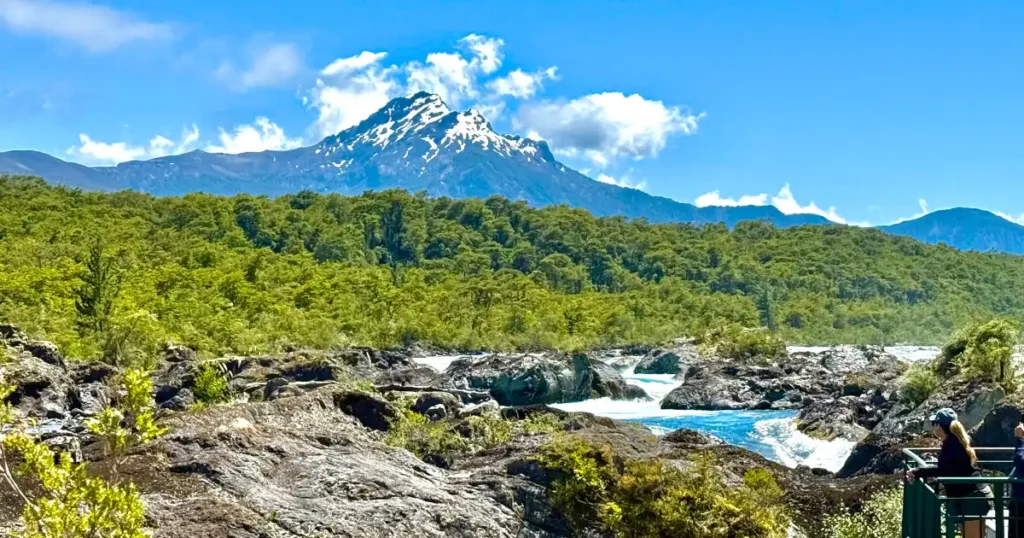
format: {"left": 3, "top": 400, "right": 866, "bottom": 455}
{"left": 413, "top": 346, "right": 939, "bottom": 474}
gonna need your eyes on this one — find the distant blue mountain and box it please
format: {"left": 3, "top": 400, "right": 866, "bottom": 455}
{"left": 0, "top": 92, "right": 826, "bottom": 229}
{"left": 878, "top": 208, "right": 1024, "bottom": 255}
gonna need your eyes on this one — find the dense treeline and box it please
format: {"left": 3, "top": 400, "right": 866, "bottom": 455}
{"left": 2, "top": 175, "right": 1023, "bottom": 360}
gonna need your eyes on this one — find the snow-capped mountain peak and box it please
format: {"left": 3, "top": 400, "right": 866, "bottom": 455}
{"left": 316, "top": 92, "right": 551, "bottom": 164}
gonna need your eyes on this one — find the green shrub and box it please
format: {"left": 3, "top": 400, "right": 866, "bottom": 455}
{"left": 86, "top": 368, "right": 165, "bottom": 462}
{"left": 0, "top": 369, "right": 162, "bottom": 538}
{"left": 938, "top": 318, "right": 1019, "bottom": 389}
{"left": 702, "top": 324, "right": 788, "bottom": 362}
{"left": 821, "top": 487, "right": 902, "bottom": 538}
{"left": 901, "top": 364, "right": 940, "bottom": 408}
{"left": 521, "top": 412, "right": 565, "bottom": 435}
{"left": 535, "top": 435, "right": 620, "bottom": 530}
{"left": 536, "top": 435, "right": 790, "bottom": 538}
{"left": 384, "top": 407, "right": 469, "bottom": 457}
{"left": 465, "top": 414, "right": 514, "bottom": 448}
{"left": 193, "top": 362, "right": 231, "bottom": 404}
{"left": 385, "top": 406, "right": 565, "bottom": 459}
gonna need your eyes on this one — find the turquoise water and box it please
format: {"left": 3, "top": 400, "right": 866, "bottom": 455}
{"left": 626, "top": 410, "right": 798, "bottom": 461}
{"left": 552, "top": 371, "right": 854, "bottom": 471}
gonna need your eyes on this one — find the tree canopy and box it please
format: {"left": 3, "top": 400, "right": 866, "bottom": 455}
{"left": 2, "top": 175, "right": 1023, "bottom": 360}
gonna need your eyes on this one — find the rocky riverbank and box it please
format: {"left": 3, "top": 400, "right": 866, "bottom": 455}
{"left": 0, "top": 325, "right": 918, "bottom": 536}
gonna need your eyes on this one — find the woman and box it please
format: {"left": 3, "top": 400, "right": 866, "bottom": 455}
{"left": 906, "top": 408, "right": 993, "bottom": 538}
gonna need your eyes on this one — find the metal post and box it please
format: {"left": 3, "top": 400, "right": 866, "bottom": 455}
{"left": 997, "top": 484, "right": 1006, "bottom": 538}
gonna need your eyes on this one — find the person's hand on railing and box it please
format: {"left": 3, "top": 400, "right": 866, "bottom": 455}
{"left": 1014, "top": 423, "right": 1024, "bottom": 439}
{"left": 905, "top": 469, "right": 917, "bottom": 483}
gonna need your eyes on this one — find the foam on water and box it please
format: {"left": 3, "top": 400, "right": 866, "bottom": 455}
{"left": 751, "top": 418, "right": 855, "bottom": 471}
{"left": 413, "top": 353, "right": 490, "bottom": 372}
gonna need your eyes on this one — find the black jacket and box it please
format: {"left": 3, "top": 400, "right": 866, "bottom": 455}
{"left": 1011, "top": 437, "right": 1024, "bottom": 499}
{"left": 915, "top": 434, "right": 984, "bottom": 498}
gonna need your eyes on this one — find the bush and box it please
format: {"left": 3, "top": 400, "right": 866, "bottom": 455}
{"left": 193, "top": 362, "right": 231, "bottom": 404}
{"left": 385, "top": 405, "right": 565, "bottom": 460}
{"left": 86, "top": 368, "right": 164, "bottom": 461}
{"left": 702, "top": 324, "right": 788, "bottom": 362}
{"left": 536, "top": 435, "right": 790, "bottom": 538}
{"left": 0, "top": 369, "right": 163, "bottom": 538}
{"left": 901, "top": 364, "right": 940, "bottom": 408}
{"left": 821, "top": 487, "right": 902, "bottom": 538}
{"left": 938, "top": 318, "right": 1019, "bottom": 389}
{"left": 385, "top": 407, "right": 469, "bottom": 458}
{"left": 521, "top": 411, "right": 565, "bottom": 435}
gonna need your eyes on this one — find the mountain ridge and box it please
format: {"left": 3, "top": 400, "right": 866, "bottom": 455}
{"left": 3, "top": 91, "right": 1024, "bottom": 252}
{"left": 0, "top": 92, "right": 827, "bottom": 229}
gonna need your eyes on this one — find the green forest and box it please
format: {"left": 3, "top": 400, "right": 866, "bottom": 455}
{"left": 2, "top": 175, "right": 1023, "bottom": 361}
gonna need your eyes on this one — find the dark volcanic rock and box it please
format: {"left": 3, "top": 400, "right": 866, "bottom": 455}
{"left": 972, "top": 402, "right": 1024, "bottom": 449}
{"left": 590, "top": 359, "right": 648, "bottom": 400}
{"left": 839, "top": 380, "right": 1005, "bottom": 477}
{"left": 333, "top": 391, "right": 398, "bottom": 432}
{"left": 660, "top": 365, "right": 757, "bottom": 410}
{"left": 796, "top": 397, "right": 872, "bottom": 442}
{"left": 661, "top": 346, "right": 908, "bottom": 413}
{"left": 661, "top": 428, "right": 723, "bottom": 446}
{"left": 107, "top": 387, "right": 559, "bottom": 538}
{"left": 412, "top": 392, "right": 462, "bottom": 416}
{"left": 442, "top": 352, "right": 595, "bottom": 406}
{"left": 634, "top": 348, "right": 684, "bottom": 375}
{"left": 1, "top": 349, "right": 74, "bottom": 419}
{"left": 1, "top": 324, "right": 66, "bottom": 367}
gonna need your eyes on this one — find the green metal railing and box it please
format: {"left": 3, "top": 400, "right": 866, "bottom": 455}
{"left": 903, "top": 447, "right": 1024, "bottom": 538}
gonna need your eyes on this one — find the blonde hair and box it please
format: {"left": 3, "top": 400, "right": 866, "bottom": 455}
{"left": 947, "top": 420, "right": 977, "bottom": 464}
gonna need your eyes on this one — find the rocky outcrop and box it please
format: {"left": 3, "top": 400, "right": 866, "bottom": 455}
{"left": 101, "top": 388, "right": 556, "bottom": 538}
{"left": 441, "top": 352, "right": 643, "bottom": 406}
{"left": 590, "top": 359, "right": 648, "bottom": 400}
{"left": 796, "top": 397, "right": 872, "bottom": 442}
{"left": 634, "top": 347, "right": 692, "bottom": 375}
{"left": 442, "top": 353, "right": 592, "bottom": 406}
{"left": 0, "top": 327, "right": 910, "bottom": 537}
{"left": 838, "top": 379, "right": 1005, "bottom": 477}
{"left": 661, "top": 346, "right": 906, "bottom": 412}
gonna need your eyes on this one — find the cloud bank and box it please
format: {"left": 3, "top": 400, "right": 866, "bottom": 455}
{"left": 695, "top": 184, "right": 850, "bottom": 224}
{"left": 0, "top": 0, "right": 173, "bottom": 52}
{"left": 68, "top": 126, "right": 198, "bottom": 165}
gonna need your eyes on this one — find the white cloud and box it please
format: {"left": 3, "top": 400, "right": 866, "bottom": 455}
{"left": 474, "top": 102, "right": 506, "bottom": 124}
{"left": 886, "top": 198, "right": 935, "bottom": 225}
{"left": 597, "top": 171, "right": 646, "bottom": 191}
{"left": 693, "top": 183, "right": 848, "bottom": 224}
{"left": 694, "top": 191, "right": 769, "bottom": 207}
{"left": 995, "top": 212, "right": 1024, "bottom": 225}
{"left": 488, "top": 67, "right": 557, "bottom": 99}
{"left": 68, "top": 126, "right": 200, "bottom": 165}
{"left": 205, "top": 117, "right": 302, "bottom": 154}
{"left": 0, "top": 0, "right": 173, "bottom": 52}
{"left": 771, "top": 184, "right": 847, "bottom": 224}
{"left": 405, "top": 51, "right": 475, "bottom": 105}
{"left": 70, "top": 134, "right": 146, "bottom": 164}
{"left": 403, "top": 35, "right": 504, "bottom": 107}
{"left": 321, "top": 51, "right": 387, "bottom": 76}
{"left": 306, "top": 51, "right": 400, "bottom": 138}
{"left": 217, "top": 42, "right": 303, "bottom": 90}
{"left": 514, "top": 92, "right": 702, "bottom": 168}
{"left": 460, "top": 34, "right": 503, "bottom": 74}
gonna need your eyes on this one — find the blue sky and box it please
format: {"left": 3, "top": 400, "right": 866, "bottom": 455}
{"left": 2, "top": 1, "right": 1023, "bottom": 226}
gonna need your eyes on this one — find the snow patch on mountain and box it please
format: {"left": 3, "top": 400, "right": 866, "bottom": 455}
{"left": 314, "top": 92, "right": 550, "bottom": 170}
